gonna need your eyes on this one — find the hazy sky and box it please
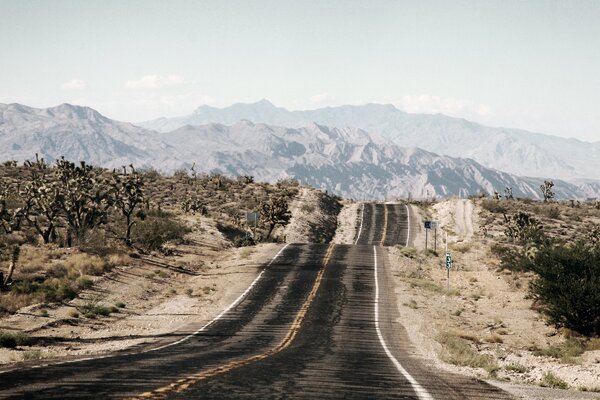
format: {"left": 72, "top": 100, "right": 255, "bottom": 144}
{"left": 1, "top": 0, "right": 600, "bottom": 141}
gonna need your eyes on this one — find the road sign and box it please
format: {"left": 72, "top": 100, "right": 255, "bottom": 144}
{"left": 246, "top": 211, "right": 259, "bottom": 222}
{"left": 424, "top": 221, "right": 438, "bottom": 229}
{"left": 445, "top": 252, "right": 453, "bottom": 270}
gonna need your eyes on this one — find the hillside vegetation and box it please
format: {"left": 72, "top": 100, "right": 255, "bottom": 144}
{"left": 0, "top": 156, "right": 341, "bottom": 362}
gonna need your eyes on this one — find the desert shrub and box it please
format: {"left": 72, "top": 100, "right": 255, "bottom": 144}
{"left": 540, "top": 372, "right": 569, "bottom": 389}
{"left": 46, "top": 264, "right": 68, "bottom": 278}
{"left": 533, "top": 338, "right": 585, "bottom": 363}
{"left": 233, "top": 235, "right": 256, "bottom": 247}
{"left": 77, "top": 276, "right": 94, "bottom": 290}
{"left": 546, "top": 206, "right": 561, "bottom": 219}
{"left": 64, "top": 253, "right": 109, "bottom": 276}
{"left": 481, "top": 199, "right": 507, "bottom": 214}
{"left": 526, "top": 241, "right": 600, "bottom": 336}
{"left": 132, "top": 214, "right": 190, "bottom": 251}
{"left": 78, "top": 295, "right": 112, "bottom": 318}
{"left": 0, "top": 331, "right": 33, "bottom": 348}
{"left": 437, "top": 331, "right": 498, "bottom": 372}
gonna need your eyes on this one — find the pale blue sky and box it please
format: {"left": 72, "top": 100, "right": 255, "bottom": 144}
{"left": 1, "top": 0, "right": 600, "bottom": 141}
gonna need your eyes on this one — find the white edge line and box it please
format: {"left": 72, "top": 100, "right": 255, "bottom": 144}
{"left": 0, "top": 243, "right": 291, "bottom": 375}
{"left": 405, "top": 204, "right": 411, "bottom": 247}
{"left": 354, "top": 203, "right": 365, "bottom": 245}
{"left": 373, "top": 246, "right": 434, "bottom": 400}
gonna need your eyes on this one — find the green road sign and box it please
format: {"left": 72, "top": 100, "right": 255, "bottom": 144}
{"left": 445, "top": 252, "right": 453, "bottom": 270}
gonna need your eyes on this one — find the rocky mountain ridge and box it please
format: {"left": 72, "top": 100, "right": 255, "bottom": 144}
{"left": 1, "top": 102, "right": 598, "bottom": 200}
{"left": 140, "top": 100, "right": 600, "bottom": 181}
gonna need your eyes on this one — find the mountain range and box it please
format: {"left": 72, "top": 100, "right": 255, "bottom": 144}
{"left": 1, "top": 102, "right": 598, "bottom": 200}
{"left": 140, "top": 99, "right": 600, "bottom": 181}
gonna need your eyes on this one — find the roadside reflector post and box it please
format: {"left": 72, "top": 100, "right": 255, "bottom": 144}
{"left": 246, "top": 211, "right": 259, "bottom": 239}
{"left": 445, "top": 251, "right": 453, "bottom": 291}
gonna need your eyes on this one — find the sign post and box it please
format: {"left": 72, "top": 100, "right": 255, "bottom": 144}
{"left": 445, "top": 251, "right": 453, "bottom": 290}
{"left": 246, "top": 211, "right": 259, "bottom": 239}
{"left": 423, "top": 221, "right": 438, "bottom": 252}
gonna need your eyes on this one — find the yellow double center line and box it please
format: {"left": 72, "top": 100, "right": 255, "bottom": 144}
{"left": 130, "top": 244, "right": 336, "bottom": 400}
{"left": 380, "top": 204, "right": 389, "bottom": 246}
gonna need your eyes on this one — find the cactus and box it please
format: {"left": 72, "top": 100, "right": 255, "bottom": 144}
{"left": 55, "top": 157, "right": 111, "bottom": 246}
{"left": 259, "top": 196, "right": 291, "bottom": 240}
{"left": 503, "top": 211, "right": 543, "bottom": 244}
{"left": 540, "top": 180, "right": 555, "bottom": 202}
{"left": 0, "top": 181, "right": 26, "bottom": 234}
{"left": 111, "top": 165, "right": 145, "bottom": 246}
{"left": 21, "top": 173, "right": 62, "bottom": 243}
{"left": 180, "top": 196, "right": 206, "bottom": 215}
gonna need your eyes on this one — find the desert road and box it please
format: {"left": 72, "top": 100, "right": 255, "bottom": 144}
{"left": 0, "top": 203, "right": 512, "bottom": 399}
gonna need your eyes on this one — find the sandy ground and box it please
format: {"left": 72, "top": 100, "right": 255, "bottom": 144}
{"left": 332, "top": 201, "right": 360, "bottom": 244}
{"left": 0, "top": 214, "right": 281, "bottom": 367}
{"left": 284, "top": 187, "right": 332, "bottom": 243}
{"left": 384, "top": 199, "right": 600, "bottom": 398}
{"left": 0, "top": 186, "right": 337, "bottom": 368}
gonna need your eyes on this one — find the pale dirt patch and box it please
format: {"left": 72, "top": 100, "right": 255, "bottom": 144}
{"left": 283, "top": 187, "right": 341, "bottom": 244}
{"left": 0, "top": 214, "right": 282, "bottom": 366}
{"left": 332, "top": 201, "right": 360, "bottom": 244}
{"left": 381, "top": 199, "right": 600, "bottom": 396}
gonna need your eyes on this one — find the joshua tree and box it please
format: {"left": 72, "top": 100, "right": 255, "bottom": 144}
{"left": 112, "top": 165, "right": 145, "bottom": 246}
{"left": 504, "top": 187, "right": 514, "bottom": 200}
{"left": 1, "top": 245, "right": 20, "bottom": 288}
{"left": 22, "top": 177, "right": 62, "bottom": 244}
{"left": 503, "top": 211, "right": 543, "bottom": 244}
{"left": 493, "top": 191, "right": 501, "bottom": 200}
{"left": 55, "top": 158, "right": 111, "bottom": 246}
{"left": 540, "top": 180, "right": 555, "bottom": 202}
{"left": 259, "top": 196, "right": 291, "bottom": 240}
{"left": 0, "top": 181, "right": 25, "bottom": 234}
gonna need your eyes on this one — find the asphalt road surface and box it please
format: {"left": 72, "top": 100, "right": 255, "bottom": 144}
{"left": 0, "top": 203, "right": 513, "bottom": 399}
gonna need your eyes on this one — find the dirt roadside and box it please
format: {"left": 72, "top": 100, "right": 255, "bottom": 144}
{"left": 389, "top": 199, "right": 600, "bottom": 399}
{"left": 0, "top": 213, "right": 282, "bottom": 367}
{"left": 332, "top": 200, "right": 600, "bottom": 399}
{"left": 0, "top": 186, "right": 339, "bottom": 368}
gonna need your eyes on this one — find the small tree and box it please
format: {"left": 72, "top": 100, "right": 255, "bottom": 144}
{"left": 22, "top": 176, "right": 62, "bottom": 244}
{"left": 0, "top": 182, "right": 25, "bottom": 234}
{"left": 540, "top": 180, "right": 555, "bottom": 202}
{"left": 528, "top": 241, "right": 600, "bottom": 336}
{"left": 259, "top": 196, "right": 291, "bottom": 240}
{"left": 503, "top": 211, "right": 544, "bottom": 245}
{"left": 55, "top": 158, "right": 111, "bottom": 246}
{"left": 111, "top": 165, "right": 145, "bottom": 246}
{"left": 504, "top": 187, "right": 514, "bottom": 200}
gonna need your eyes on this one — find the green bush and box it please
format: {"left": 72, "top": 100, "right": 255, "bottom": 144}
{"left": 233, "top": 235, "right": 256, "bottom": 247}
{"left": 132, "top": 215, "right": 190, "bottom": 251}
{"left": 528, "top": 241, "right": 600, "bottom": 336}
{"left": 0, "top": 331, "right": 33, "bottom": 348}
{"left": 481, "top": 199, "right": 507, "bottom": 214}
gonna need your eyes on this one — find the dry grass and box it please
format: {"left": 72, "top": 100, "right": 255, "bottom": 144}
{"left": 540, "top": 372, "right": 569, "bottom": 389}
{"left": 437, "top": 331, "right": 498, "bottom": 374}
{"left": 64, "top": 253, "right": 110, "bottom": 276}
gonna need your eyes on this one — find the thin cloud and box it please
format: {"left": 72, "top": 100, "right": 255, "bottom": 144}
{"left": 62, "top": 79, "right": 87, "bottom": 90}
{"left": 397, "top": 94, "right": 492, "bottom": 118}
{"left": 125, "top": 74, "right": 185, "bottom": 89}
{"left": 310, "top": 93, "right": 336, "bottom": 105}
